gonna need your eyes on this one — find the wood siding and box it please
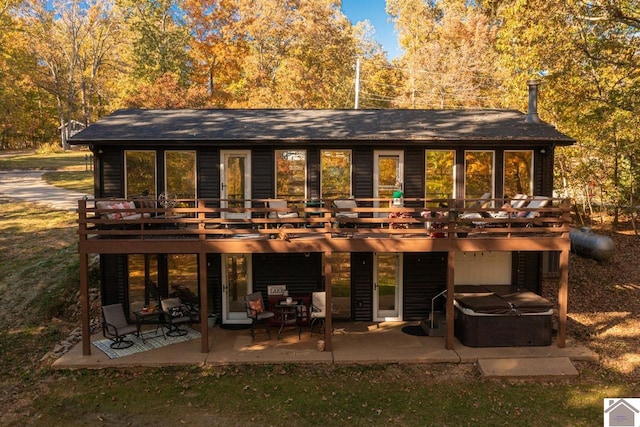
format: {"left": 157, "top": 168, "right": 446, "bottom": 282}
{"left": 352, "top": 252, "right": 373, "bottom": 321}
{"left": 252, "top": 253, "right": 323, "bottom": 295}
{"left": 403, "top": 253, "right": 448, "bottom": 320}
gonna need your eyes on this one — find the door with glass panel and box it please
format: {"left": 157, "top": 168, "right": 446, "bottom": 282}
{"left": 373, "top": 253, "right": 402, "bottom": 321}
{"left": 220, "top": 150, "right": 251, "bottom": 219}
{"left": 221, "top": 254, "right": 252, "bottom": 324}
{"left": 374, "top": 151, "right": 403, "bottom": 217}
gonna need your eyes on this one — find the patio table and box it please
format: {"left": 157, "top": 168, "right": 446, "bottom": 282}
{"left": 275, "top": 301, "right": 304, "bottom": 339}
{"left": 134, "top": 308, "right": 166, "bottom": 342}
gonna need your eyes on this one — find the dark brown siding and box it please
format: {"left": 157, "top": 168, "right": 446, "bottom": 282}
{"left": 404, "top": 147, "right": 424, "bottom": 205}
{"left": 353, "top": 148, "right": 373, "bottom": 199}
{"left": 207, "top": 254, "right": 222, "bottom": 318}
{"left": 512, "top": 251, "right": 542, "bottom": 293}
{"left": 101, "top": 149, "right": 123, "bottom": 197}
{"left": 101, "top": 254, "right": 127, "bottom": 307}
{"left": 403, "top": 253, "right": 448, "bottom": 320}
{"left": 252, "top": 253, "right": 323, "bottom": 295}
{"left": 198, "top": 150, "right": 219, "bottom": 198}
{"left": 352, "top": 252, "right": 373, "bottom": 321}
{"left": 252, "top": 148, "right": 273, "bottom": 199}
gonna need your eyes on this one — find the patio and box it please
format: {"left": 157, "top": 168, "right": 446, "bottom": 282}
{"left": 53, "top": 321, "right": 598, "bottom": 372}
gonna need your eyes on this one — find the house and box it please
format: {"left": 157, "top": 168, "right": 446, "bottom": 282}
{"left": 69, "top": 80, "right": 575, "bottom": 356}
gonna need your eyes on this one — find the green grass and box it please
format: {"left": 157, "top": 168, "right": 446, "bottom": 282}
{"left": 41, "top": 170, "right": 93, "bottom": 194}
{"left": 0, "top": 150, "right": 92, "bottom": 171}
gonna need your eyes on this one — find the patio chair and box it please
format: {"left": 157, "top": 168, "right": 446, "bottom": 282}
{"left": 161, "top": 297, "right": 196, "bottom": 337}
{"left": 244, "top": 291, "right": 275, "bottom": 339}
{"left": 310, "top": 292, "right": 326, "bottom": 336}
{"left": 333, "top": 199, "right": 359, "bottom": 229}
{"left": 102, "top": 303, "right": 138, "bottom": 349}
{"left": 268, "top": 199, "right": 299, "bottom": 219}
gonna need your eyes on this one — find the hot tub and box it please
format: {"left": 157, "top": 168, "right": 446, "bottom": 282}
{"left": 453, "top": 286, "right": 554, "bottom": 347}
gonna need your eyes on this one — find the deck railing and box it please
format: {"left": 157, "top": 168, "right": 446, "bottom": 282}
{"left": 77, "top": 197, "right": 572, "bottom": 241}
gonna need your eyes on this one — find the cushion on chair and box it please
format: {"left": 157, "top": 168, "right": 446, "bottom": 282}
{"left": 249, "top": 299, "right": 264, "bottom": 314}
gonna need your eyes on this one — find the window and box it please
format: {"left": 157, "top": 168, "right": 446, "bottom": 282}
{"left": 321, "top": 150, "right": 352, "bottom": 199}
{"left": 464, "top": 151, "right": 494, "bottom": 205}
{"left": 425, "top": 150, "right": 455, "bottom": 206}
{"left": 125, "top": 151, "right": 156, "bottom": 198}
{"left": 275, "top": 150, "right": 306, "bottom": 199}
{"left": 504, "top": 150, "right": 533, "bottom": 197}
{"left": 165, "top": 151, "right": 196, "bottom": 199}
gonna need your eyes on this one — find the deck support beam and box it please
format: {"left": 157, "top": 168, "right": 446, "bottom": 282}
{"left": 80, "top": 252, "right": 91, "bottom": 356}
{"left": 324, "top": 251, "right": 333, "bottom": 352}
{"left": 199, "top": 251, "right": 209, "bottom": 353}
{"left": 446, "top": 250, "right": 455, "bottom": 350}
{"left": 557, "top": 248, "right": 570, "bottom": 348}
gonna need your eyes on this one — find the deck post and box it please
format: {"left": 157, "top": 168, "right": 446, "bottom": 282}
{"left": 80, "top": 252, "right": 91, "bottom": 356}
{"left": 324, "top": 250, "right": 333, "bottom": 352}
{"left": 446, "top": 250, "right": 455, "bottom": 350}
{"left": 199, "top": 250, "right": 209, "bottom": 353}
{"left": 557, "top": 247, "right": 569, "bottom": 348}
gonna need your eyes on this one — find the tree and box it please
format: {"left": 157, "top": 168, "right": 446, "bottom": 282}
{"left": 232, "top": 0, "right": 358, "bottom": 108}
{"left": 496, "top": 0, "right": 640, "bottom": 223}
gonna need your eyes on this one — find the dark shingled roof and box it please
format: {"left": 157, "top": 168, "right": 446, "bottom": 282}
{"left": 69, "top": 109, "right": 575, "bottom": 145}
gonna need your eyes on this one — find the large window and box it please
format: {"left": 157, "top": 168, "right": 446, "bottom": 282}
{"left": 165, "top": 151, "right": 196, "bottom": 199}
{"left": 504, "top": 150, "right": 533, "bottom": 197}
{"left": 321, "top": 150, "right": 352, "bottom": 199}
{"left": 425, "top": 150, "right": 455, "bottom": 205}
{"left": 275, "top": 150, "right": 306, "bottom": 200}
{"left": 125, "top": 151, "right": 156, "bottom": 198}
{"left": 464, "top": 151, "right": 494, "bottom": 204}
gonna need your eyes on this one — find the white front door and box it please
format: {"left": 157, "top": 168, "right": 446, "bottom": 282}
{"left": 373, "top": 253, "right": 402, "bottom": 321}
{"left": 374, "top": 151, "right": 403, "bottom": 217}
{"left": 220, "top": 150, "right": 251, "bottom": 219}
{"left": 221, "top": 254, "right": 252, "bottom": 324}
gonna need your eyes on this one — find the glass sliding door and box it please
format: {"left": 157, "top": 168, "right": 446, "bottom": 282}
{"left": 221, "top": 254, "right": 252, "bottom": 324}
{"left": 220, "top": 151, "right": 251, "bottom": 219}
{"left": 374, "top": 151, "right": 403, "bottom": 216}
{"left": 373, "top": 253, "right": 402, "bottom": 321}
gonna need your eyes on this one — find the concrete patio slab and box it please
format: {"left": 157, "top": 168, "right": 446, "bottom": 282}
{"left": 478, "top": 357, "right": 579, "bottom": 377}
{"left": 52, "top": 321, "right": 599, "bottom": 373}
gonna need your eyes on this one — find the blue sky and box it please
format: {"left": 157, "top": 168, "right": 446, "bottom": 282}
{"left": 341, "top": 0, "right": 402, "bottom": 59}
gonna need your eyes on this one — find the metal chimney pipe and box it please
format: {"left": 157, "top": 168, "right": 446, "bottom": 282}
{"left": 525, "top": 79, "right": 541, "bottom": 124}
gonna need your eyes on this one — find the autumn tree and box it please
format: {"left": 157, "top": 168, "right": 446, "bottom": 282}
{"left": 183, "top": 0, "right": 246, "bottom": 106}
{"left": 496, "top": 0, "right": 640, "bottom": 223}
{"left": 232, "top": 0, "right": 358, "bottom": 108}
{"left": 387, "top": 0, "right": 504, "bottom": 109}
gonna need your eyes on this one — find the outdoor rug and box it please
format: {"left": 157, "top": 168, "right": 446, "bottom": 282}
{"left": 93, "top": 328, "right": 201, "bottom": 359}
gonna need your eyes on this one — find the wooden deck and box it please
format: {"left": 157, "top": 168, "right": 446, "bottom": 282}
{"left": 75, "top": 197, "right": 573, "bottom": 357}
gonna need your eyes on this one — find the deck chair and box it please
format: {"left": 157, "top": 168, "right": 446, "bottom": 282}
{"left": 333, "top": 199, "right": 358, "bottom": 228}
{"left": 102, "top": 303, "right": 138, "bottom": 349}
{"left": 161, "top": 297, "right": 196, "bottom": 337}
{"left": 244, "top": 292, "right": 275, "bottom": 339}
{"left": 268, "top": 199, "right": 299, "bottom": 219}
{"left": 310, "top": 292, "right": 326, "bottom": 336}
{"left": 518, "top": 196, "right": 550, "bottom": 223}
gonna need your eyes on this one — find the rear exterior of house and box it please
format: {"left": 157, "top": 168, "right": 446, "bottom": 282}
{"left": 70, "top": 91, "right": 575, "bottom": 356}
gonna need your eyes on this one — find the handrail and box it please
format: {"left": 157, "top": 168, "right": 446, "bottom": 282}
{"left": 77, "top": 197, "right": 572, "bottom": 240}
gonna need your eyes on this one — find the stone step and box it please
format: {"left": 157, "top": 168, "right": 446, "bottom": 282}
{"left": 477, "top": 356, "right": 578, "bottom": 377}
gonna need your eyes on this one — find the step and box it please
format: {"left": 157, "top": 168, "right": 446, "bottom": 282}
{"left": 477, "top": 356, "right": 578, "bottom": 377}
